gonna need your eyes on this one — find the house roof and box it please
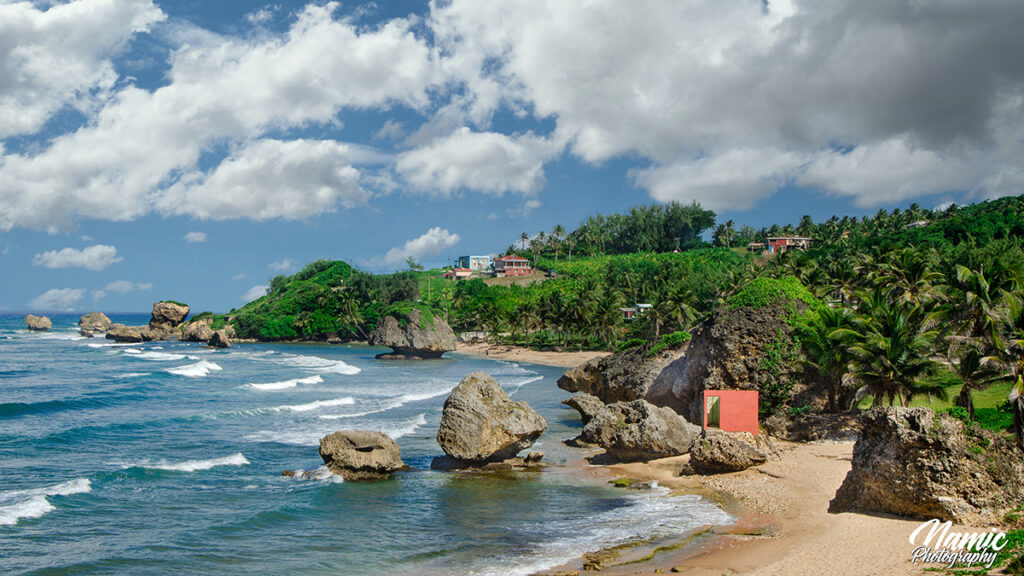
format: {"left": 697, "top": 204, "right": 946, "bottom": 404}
{"left": 495, "top": 255, "right": 530, "bottom": 262}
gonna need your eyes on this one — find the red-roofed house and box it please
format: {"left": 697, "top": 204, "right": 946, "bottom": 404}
{"left": 494, "top": 256, "right": 531, "bottom": 277}
{"left": 443, "top": 268, "right": 472, "bottom": 280}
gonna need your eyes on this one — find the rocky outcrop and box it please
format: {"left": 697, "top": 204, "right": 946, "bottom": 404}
{"left": 580, "top": 400, "right": 700, "bottom": 462}
{"left": 689, "top": 432, "right": 768, "bottom": 474}
{"left": 435, "top": 371, "right": 547, "bottom": 465}
{"left": 78, "top": 312, "right": 111, "bottom": 337}
{"left": 24, "top": 314, "right": 52, "bottom": 331}
{"left": 829, "top": 407, "right": 1024, "bottom": 523}
{"left": 208, "top": 330, "right": 231, "bottom": 348}
{"left": 149, "top": 301, "right": 189, "bottom": 331}
{"left": 106, "top": 323, "right": 145, "bottom": 343}
{"left": 370, "top": 309, "right": 456, "bottom": 359}
{"left": 181, "top": 319, "right": 215, "bottom": 342}
{"left": 558, "top": 344, "right": 683, "bottom": 405}
{"left": 319, "top": 430, "right": 405, "bottom": 481}
{"left": 562, "top": 393, "right": 605, "bottom": 425}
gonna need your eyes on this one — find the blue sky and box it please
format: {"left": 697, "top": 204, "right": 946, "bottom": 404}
{"left": 2, "top": 0, "right": 1022, "bottom": 313}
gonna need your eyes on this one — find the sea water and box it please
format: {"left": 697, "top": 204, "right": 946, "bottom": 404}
{"left": 0, "top": 313, "right": 730, "bottom": 575}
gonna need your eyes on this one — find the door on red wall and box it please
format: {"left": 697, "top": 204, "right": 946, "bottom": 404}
{"left": 706, "top": 395, "right": 720, "bottom": 428}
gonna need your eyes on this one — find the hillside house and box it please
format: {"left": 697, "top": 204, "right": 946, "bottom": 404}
{"left": 455, "top": 255, "right": 492, "bottom": 271}
{"left": 765, "top": 237, "right": 812, "bottom": 254}
{"left": 443, "top": 268, "right": 472, "bottom": 280}
{"left": 618, "top": 303, "right": 652, "bottom": 321}
{"left": 493, "top": 255, "right": 531, "bottom": 277}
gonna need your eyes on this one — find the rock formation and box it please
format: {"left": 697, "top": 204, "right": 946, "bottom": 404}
{"left": 829, "top": 407, "right": 1024, "bottom": 523}
{"left": 689, "top": 432, "right": 768, "bottom": 474}
{"left": 181, "top": 319, "right": 215, "bottom": 342}
{"left": 78, "top": 312, "right": 112, "bottom": 337}
{"left": 208, "top": 330, "right": 231, "bottom": 348}
{"left": 319, "top": 430, "right": 405, "bottom": 481}
{"left": 106, "top": 324, "right": 145, "bottom": 343}
{"left": 435, "top": 371, "right": 547, "bottom": 466}
{"left": 106, "top": 301, "right": 189, "bottom": 343}
{"left": 558, "top": 344, "right": 683, "bottom": 405}
{"left": 562, "top": 393, "right": 605, "bottom": 425}
{"left": 24, "top": 314, "right": 52, "bottom": 331}
{"left": 370, "top": 309, "right": 456, "bottom": 359}
{"left": 150, "top": 301, "right": 190, "bottom": 330}
{"left": 580, "top": 400, "right": 700, "bottom": 462}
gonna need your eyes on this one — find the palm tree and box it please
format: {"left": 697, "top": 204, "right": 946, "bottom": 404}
{"left": 519, "top": 232, "right": 529, "bottom": 251}
{"left": 948, "top": 345, "right": 1006, "bottom": 420}
{"left": 796, "top": 305, "right": 856, "bottom": 412}
{"left": 999, "top": 291, "right": 1024, "bottom": 447}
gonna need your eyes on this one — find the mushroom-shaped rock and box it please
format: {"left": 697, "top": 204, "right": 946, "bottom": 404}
{"left": 319, "top": 430, "right": 405, "bottom": 481}
{"left": 149, "top": 301, "right": 190, "bottom": 330}
{"left": 562, "top": 393, "right": 605, "bottom": 425}
{"left": 78, "top": 312, "right": 112, "bottom": 337}
{"left": 437, "top": 371, "right": 547, "bottom": 464}
{"left": 689, "top": 432, "right": 768, "bottom": 474}
{"left": 370, "top": 308, "right": 456, "bottom": 359}
{"left": 208, "top": 330, "right": 231, "bottom": 348}
{"left": 24, "top": 314, "right": 52, "bottom": 331}
{"left": 580, "top": 400, "right": 699, "bottom": 462}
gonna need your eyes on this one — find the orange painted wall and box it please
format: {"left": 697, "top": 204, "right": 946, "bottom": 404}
{"left": 702, "top": 390, "right": 759, "bottom": 435}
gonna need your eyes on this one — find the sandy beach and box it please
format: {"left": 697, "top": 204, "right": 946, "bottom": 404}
{"left": 455, "top": 342, "right": 611, "bottom": 368}
{"left": 539, "top": 440, "right": 933, "bottom": 576}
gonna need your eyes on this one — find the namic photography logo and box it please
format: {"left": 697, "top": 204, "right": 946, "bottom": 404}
{"left": 909, "top": 518, "right": 1009, "bottom": 570}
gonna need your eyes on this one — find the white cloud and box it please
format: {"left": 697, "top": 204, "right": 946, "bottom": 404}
{"left": 245, "top": 6, "right": 278, "bottom": 25}
{"left": 242, "top": 284, "right": 268, "bottom": 302}
{"left": 93, "top": 279, "right": 153, "bottom": 302}
{"left": 32, "top": 244, "right": 122, "bottom": 271}
{"left": 397, "top": 128, "right": 558, "bottom": 196}
{"left": 0, "top": 0, "right": 165, "bottom": 139}
{"left": 29, "top": 288, "right": 86, "bottom": 311}
{"left": 373, "top": 119, "right": 405, "bottom": 142}
{"left": 158, "top": 139, "right": 374, "bottom": 221}
{"left": 382, "top": 227, "right": 460, "bottom": 266}
{"left": 232, "top": 273, "right": 247, "bottom": 281}
{"left": 268, "top": 259, "right": 294, "bottom": 273}
{"left": 184, "top": 231, "right": 207, "bottom": 243}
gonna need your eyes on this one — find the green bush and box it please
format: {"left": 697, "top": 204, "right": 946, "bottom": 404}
{"left": 617, "top": 338, "right": 647, "bottom": 351}
{"left": 976, "top": 405, "right": 1014, "bottom": 432}
{"left": 648, "top": 330, "right": 691, "bottom": 356}
{"left": 728, "top": 276, "right": 819, "bottom": 311}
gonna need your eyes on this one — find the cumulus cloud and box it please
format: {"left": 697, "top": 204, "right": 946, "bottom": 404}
{"left": 397, "top": 128, "right": 558, "bottom": 196}
{"left": 184, "top": 231, "right": 207, "bottom": 243}
{"left": 268, "top": 259, "right": 294, "bottom": 273}
{"left": 242, "top": 284, "right": 268, "bottom": 302}
{"left": 32, "top": 244, "right": 122, "bottom": 271}
{"left": 93, "top": 279, "right": 153, "bottom": 302}
{"left": 382, "top": 227, "right": 461, "bottom": 266}
{"left": 29, "top": 288, "right": 86, "bottom": 311}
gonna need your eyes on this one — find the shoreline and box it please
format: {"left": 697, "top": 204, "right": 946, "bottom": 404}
{"left": 538, "top": 440, "right": 929, "bottom": 576}
{"left": 454, "top": 342, "right": 611, "bottom": 368}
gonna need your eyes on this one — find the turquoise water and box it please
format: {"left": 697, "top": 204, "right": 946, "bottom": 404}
{"left": 0, "top": 314, "right": 730, "bottom": 575}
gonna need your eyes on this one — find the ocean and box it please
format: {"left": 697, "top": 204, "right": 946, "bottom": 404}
{"left": 0, "top": 313, "right": 730, "bottom": 575}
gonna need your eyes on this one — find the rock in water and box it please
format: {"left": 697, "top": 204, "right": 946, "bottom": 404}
{"left": 689, "top": 432, "right": 767, "bottom": 474}
{"left": 437, "top": 371, "right": 547, "bottom": 464}
{"left": 562, "top": 393, "right": 605, "bottom": 425}
{"left": 369, "top": 309, "right": 456, "bottom": 359}
{"left": 319, "top": 430, "right": 405, "bottom": 481}
{"left": 181, "top": 320, "right": 215, "bottom": 342}
{"left": 580, "top": 400, "right": 699, "bottom": 462}
{"left": 208, "top": 330, "right": 231, "bottom": 348}
{"left": 24, "top": 314, "right": 52, "bottom": 331}
{"left": 78, "top": 312, "right": 112, "bottom": 337}
{"left": 106, "top": 323, "right": 145, "bottom": 343}
{"left": 829, "top": 407, "right": 1024, "bottom": 522}
{"left": 149, "top": 301, "right": 189, "bottom": 331}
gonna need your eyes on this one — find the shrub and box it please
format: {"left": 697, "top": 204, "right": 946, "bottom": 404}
{"left": 617, "top": 338, "right": 647, "bottom": 351}
{"left": 728, "top": 276, "right": 819, "bottom": 311}
{"left": 647, "top": 330, "right": 691, "bottom": 356}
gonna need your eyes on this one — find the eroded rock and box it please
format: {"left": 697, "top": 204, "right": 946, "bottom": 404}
{"left": 580, "top": 400, "right": 700, "bottom": 462}
{"left": 319, "top": 430, "right": 405, "bottom": 481}
{"left": 24, "top": 314, "right": 52, "bottom": 331}
{"left": 78, "top": 312, "right": 111, "bottom": 337}
{"left": 370, "top": 309, "right": 456, "bottom": 359}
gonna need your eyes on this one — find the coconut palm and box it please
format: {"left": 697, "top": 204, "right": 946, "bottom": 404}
{"left": 948, "top": 345, "right": 1007, "bottom": 420}
{"left": 796, "top": 305, "right": 856, "bottom": 412}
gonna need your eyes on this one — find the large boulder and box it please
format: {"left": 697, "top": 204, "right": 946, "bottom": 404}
{"left": 319, "top": 430, "right": 405, "bottom": 481}
{"left": 106, "top": 323, "right": 145, "bottom": 343}
{"left": 580, "top": 400, "right": 700, "bottom": 462}
{"left": 149, "top": 301, "right": 189, "bottom": 330}
{"left": 181, "top": 320, "right": 215, "bottom": 343}
{"left": 689, "top": 432, "right": 768, "bottom": 474}
{"left": 829, "top": 407, "right": 1024, "bottom": 523}
{"left": 562, "top": 393, "right": 605, "bottom": 425}
{"left": 436, "top": 371, "right": 547, "bottom": 464}
{"left": 558, "top": 344, "right": 682, "bottom": 405}
{"left": 24, "top": 314, "right": 52, "bottom": 331}
{"left": 208, "top": 330, "right": 231, "bottom": 348}
{"left": 370, "top": 309, "right": 456, "bottom": 359}
{"left": 78, "top": 312, "right": 111, "bottom": 337}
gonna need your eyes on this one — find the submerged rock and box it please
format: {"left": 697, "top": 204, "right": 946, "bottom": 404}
{"left": 689, "top": 432, "right": 768, "bottom": 474}
{"left": 562, "top": 393, "right": 604, "bottom": 425}
{"left": 370, "top": 309, "right": 456, "bottom": 359}
{"left": 829, "top": 407, "right": 1024, "bottom": 522}
{"left": 319, "top": 430, "right": 405, "bottom": 481}
{"left": 436, "top": 371, "right": 547, "bottom": 465}
{"left": 78, "top": 312, "right": 111, "bottom": 337}
{"left": 580, "top": 400, "right": 699, "bottom": 462}
{"left": 24, "top": 314, "right": 52, "bottom": 331}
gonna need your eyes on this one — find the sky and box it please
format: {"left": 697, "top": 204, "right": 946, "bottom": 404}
{"left": 2, "top": 0, "right": 1023, "bottom": 313}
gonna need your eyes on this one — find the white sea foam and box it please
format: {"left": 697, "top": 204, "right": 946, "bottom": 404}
{"left": 284, "top": 465, "right": 344, "bottom": 484}
{"left": 0, "top": 478, "right": 92, "bottom": 527}
{"left": 31, "top": 332, "right": 86, "bottom": 341}
{"left": 124, "top": 350, "right": 192, "bottom": 361}
{"left": 166, "top": 360, "right": 222, "bottom": 377}
{"left": 144, "top": 453, "right": 250, "bottom": 472}
{"left": 387, "top": 413, "right": 428, "bottom": 439}
{"left": 118, "top": 372, "right": 150, "bottom": 378}
{"left": 261, "top": 353, "right": 361, "bottom": 375}
{"left": 246, "top": 375, "right": 323, "bottom": 391}
{"left": 274, "top": 397, "right": 356, "bottom": 412}
{"left": 246, "top": 413, "right": 426, "bottom": 446}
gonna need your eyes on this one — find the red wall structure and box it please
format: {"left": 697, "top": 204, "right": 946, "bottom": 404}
{"left": 702, "top": 390, "right": 759, "bottom": 435}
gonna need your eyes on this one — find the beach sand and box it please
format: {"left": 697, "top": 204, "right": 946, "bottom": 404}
{"left": 538, "top": 440, "right": 932, "bottom": 576}
{"left": 454, "top": 342, "right": 610, "bottom": 368}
